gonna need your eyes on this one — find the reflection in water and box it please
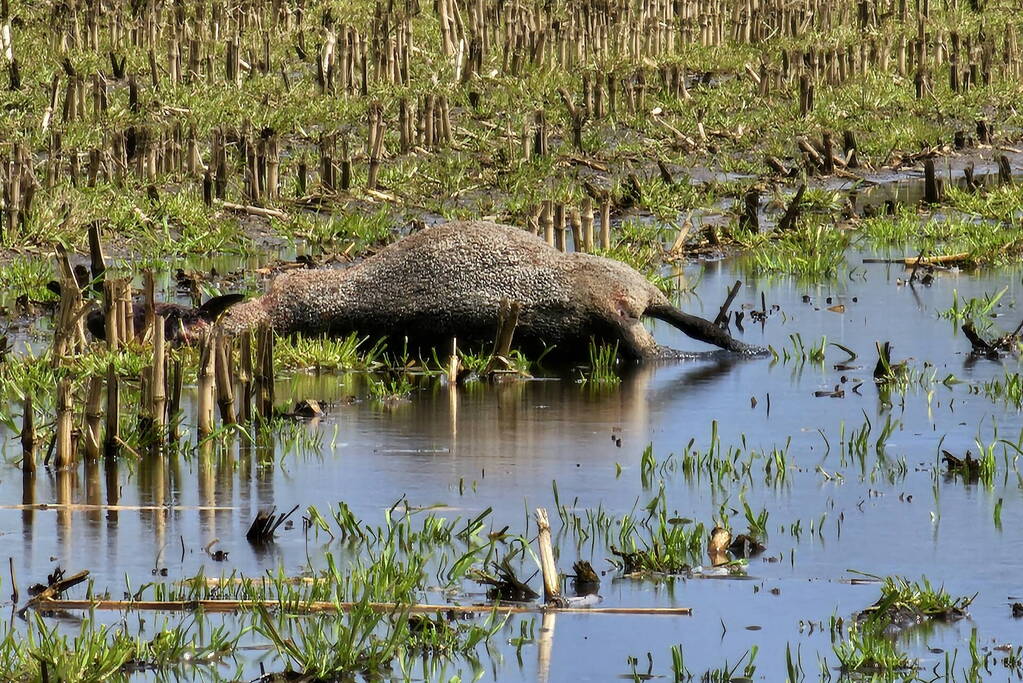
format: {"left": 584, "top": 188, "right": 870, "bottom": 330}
{"left": 2, "top": 281, "right": 1023, "bottom": 682}
{"left": 21, "top": 471, "right": 34, "bottom": 566}
{"left": 55, "top": 470, "right": 74, "bottom": 561}
{"left": 537, "top": 612, "right": 556, "bottom": 683}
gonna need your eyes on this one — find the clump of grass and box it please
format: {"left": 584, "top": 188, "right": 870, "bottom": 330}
{"left": 275, "top": 333, "right": 385, "bottom": 372}
{"left": 627, "top": 176, "right": 712, "bottom": 221}
{"left": 596, "top": 218, "right": 670, "bottom": 276}
{"left": 938, "top": 287, "right": 1007, "bottom": 329}
{"left": 977, "top": 371, "right": 1023, "bottom": 410}
{"left": 833, "top": 618, "right": 916, "bottom": 675}
{"left": 744, "top": 222, "right": 849, "bottom": 280}
{"left": 580, "top": 340, "right": 620, "bottom": 385}
{"left": 946, "top": 184, "right": 1023, "bottom": 223}
{"left": 253, "top": 601, "right": 409, "bottom": 680}
{"left": 858, "top": 205, "right": 1023, "bottom": 266}
{"left": 369, "top": 373, "right": 415, "bottom": 402}
{"left": 610, "top": 510, "right": 706, "bottom": 575}
{"left": 8, "top": 613, "right": 242, "bottom": 681}
{"left": 697, "top": 646, "right": 759, "bottom": 682}
{"left": 277, "top": 209, "right": 395, "bottom": 253}
{"left": 857, "top": 574, "right": 973, "bottom": 624}
{"left": 0, "top": 258, "right": 55, "bottom": 302}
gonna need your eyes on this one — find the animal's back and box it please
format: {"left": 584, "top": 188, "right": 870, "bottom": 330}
{"left": 262, "top": 221, "right": 585, "bottom": 346}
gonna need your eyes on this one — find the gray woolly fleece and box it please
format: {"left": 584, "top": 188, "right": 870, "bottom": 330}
{"left": 220, "top": 220, "right": 758, "bottom": 360}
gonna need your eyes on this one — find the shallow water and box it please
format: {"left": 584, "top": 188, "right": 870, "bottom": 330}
{"left": 3, "top": 237, "right": 1023, "bottom": 680}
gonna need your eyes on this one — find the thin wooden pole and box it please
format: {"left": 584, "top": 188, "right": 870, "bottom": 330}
{"left": 28, "top": 598, "right": 692, "bottom": 616}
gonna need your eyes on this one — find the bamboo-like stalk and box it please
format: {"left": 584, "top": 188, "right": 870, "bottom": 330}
{"left": 83, "top": 375, "right": 104, "bottom": 462}
{"left": 197, "top": 331, "right": 216, "bottom": 437}
{"left": 102, "top": 279, "right": 120, "bottom": 351}
{"left": 151, "top": 313, "right": 166, "bottom": 439}
{"left": 238, "top": 331, "right": 252, "bottom": 423}
{"left": 141, "top": 270, "right": 156, "bottom": 342}
{"left": 214, "top": 330, "right": 236, "bottom": 425}
{"left": 51, "top": 249, "right": 87, "bottom": 362}
{"left": 535, "top": 508, "right": 563, "bottom": 605}
{"left": 20, "top": 395, "right": 35, "bottom": 474}
{"left": 254, "top": 323, "right": 274, "bottom": 420}
{"left": 54, "top": 377, "right": 74, "bottom": 469}
{"left": 87, "top": 222, "right": 105, "bottom": 295}
{"left": 104, "top": 362, "right": 120, "bottom": 456}
{"left": 118, "top": 278, "right": 134, "bottom": 343}
{"left": 581, "top": 198, "right": 594, "bottom": 252}
{"left": 167, "top": 357, "right": 182, "bottom": 442}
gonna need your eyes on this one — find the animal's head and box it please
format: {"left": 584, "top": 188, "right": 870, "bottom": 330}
{"left": 575, "top": 253, "right": 761, "bottom": 359}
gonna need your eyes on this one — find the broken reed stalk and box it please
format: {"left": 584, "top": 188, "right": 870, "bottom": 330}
{"left": 447, "top": 337, "right": 459, "bottom": 384}
{"left": 254, "top": 323, "right": 274, "bottom": 420}
{"left": 20, "top": 395, "right": 35, "bottom": 474}
{"left": 167, "top": 357, "right": 183, "bottom": 442}
{"left": 238, "top": 330, "right": 253, "bottom": 423}
{"left": 197, "top": 331, "right": 216, "bottom": 438}
{"left": 924, "top": 159, "right": 941, "bottom": 203}
{"left": 86, "top": 222, "right": 105, "bottom": 295}
{"left": 83, "top": 375, "right": 104, "bottom": 462}
{"left": 150, "top": 313, "right": 166, "bottom": 440}
{"left": 214, "top": 331, "right": 236, "bottom": 425}
{"left": 245, "top": 504, "right": 299, "bottom": 543}
{"left": 714, "top": 280, "right": 742, "bottom": 327}
{"left": 141, "top": 271, "right": 156, "bottom": 342}
{"left": 29, "top": 597, "right": 692, "bottom": 616}
{"left": 483, "top": 300, "right": 521, "bottom": 375}
{"left": 18, "top": 570, "right": 91, "bottom": 616}
{"left": 581, "top": 198, "right": 594, "bottom": 252}
{"left": 102, "top": 279, "right": 120, "bottom": 351}
{"left": 776, "top": 183, "right": 806, "bottom": 231}
{"left": 52, "top": 249, "right": 87, "bottom": 362}
{"left": 54, "top": 378, "right": 74, "bottom": 469}
{"left": 542, "top": 201, "right": 554, "bottom": 247}
{"left": 535, "top": 507, "right": 565, "bottom": 606}
{"left": 492, "top": 299, "right": 521, "bottom": 357}
{"left": 118, "top": 279, "right": 134, "bottom": 342}
{"left": 104, "top": 362, "right": 120, "bottom": 456}
{"left": 862, "top": 253, "right": 970, "bottom": 266}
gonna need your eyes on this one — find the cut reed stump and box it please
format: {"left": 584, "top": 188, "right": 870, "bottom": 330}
{"left": 246, "top": 504, "right": 300, "bottom": 544}
{"left": 924, "top": 159, "right": 942, "bottom": 203}
{"left": 197, "top": 331, "right": 216, "bottom": 437}
{"left": 20, "top": 395, "right": 35, "bottom": 474}
{"left": 776, "top": 184, "right": 806, "bottom": 232}
{"left": 535, "top": 507, "right": 567, "bottom": 607}
{"left": 714, "top": 280, "right": 742, "bottom": 328}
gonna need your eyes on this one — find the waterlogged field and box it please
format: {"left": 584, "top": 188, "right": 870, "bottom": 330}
{"left": 4, "top": 237, "right": 1023, "bottom": 681}
{"left": 2, "top": 0, "right": 1023, "bottom": 680}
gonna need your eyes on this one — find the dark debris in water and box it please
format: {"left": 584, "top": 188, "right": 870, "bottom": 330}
{"left": 468, "top": 557, "right": 539, "bottom": 602}
{"left": 571, "top": 560, "right": 601, "bottom": 596}
{"left": 941, "top": 450, "right": 984, "bottom": 482}
{"left": 246, "top": 504, "right": 300, "bottom": 544}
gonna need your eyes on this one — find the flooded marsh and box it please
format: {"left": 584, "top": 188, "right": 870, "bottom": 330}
{"left": 4, "top": 242, "right": 1023, "bottom": 680}
{"left": 2, "top": 0, "right": 1023, "bottom": 679}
